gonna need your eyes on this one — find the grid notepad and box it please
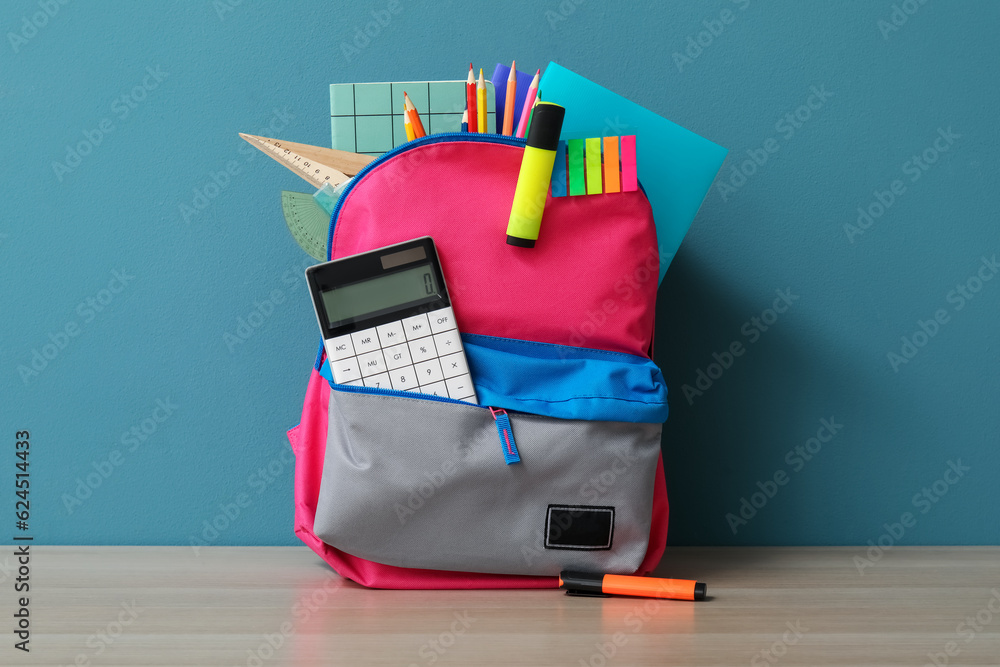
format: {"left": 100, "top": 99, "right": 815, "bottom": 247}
{"left": 330, "top": 80, "right": 496, "bottom": 155}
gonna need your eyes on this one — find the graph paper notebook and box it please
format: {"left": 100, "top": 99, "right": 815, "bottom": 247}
{"left": 331, "top": 80, "right": 496, "bottom": 156}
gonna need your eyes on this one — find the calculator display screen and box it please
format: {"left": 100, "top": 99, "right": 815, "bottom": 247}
{"left": 319, "top": 263, "right": 440, "bottom": 328}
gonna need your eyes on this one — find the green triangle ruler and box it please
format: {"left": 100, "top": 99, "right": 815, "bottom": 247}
{"left": 281, "top": 191, "right": 330, "bottom": 261}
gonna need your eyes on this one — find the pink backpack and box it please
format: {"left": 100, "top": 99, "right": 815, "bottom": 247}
{"left": 287, "top": 133, "right": 669, "bottom": 589}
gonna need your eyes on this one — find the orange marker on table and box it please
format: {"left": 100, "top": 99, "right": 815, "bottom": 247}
{"left": 559, "top": 571, "right": 706, "bottom": 601}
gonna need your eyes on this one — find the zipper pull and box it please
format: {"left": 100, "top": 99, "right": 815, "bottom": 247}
{"left": 489, "top": 407, "right": 521, "bottom": 465}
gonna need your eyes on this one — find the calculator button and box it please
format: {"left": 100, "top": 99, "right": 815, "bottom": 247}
{"left": 428, "top": 306, "right": 457, "bottom": 334}
{"left": 376, "top": 321, "right": 406, "bottom": 347}
{"left": 351, "top": 327, "right": 380, "bottom": 354}
{"left": 390, "top": 365, "right": 419, "bottom": 391}
{"left": 357, "top": 350, "right": 387, "bottom": 377}
{"left": 408, "top": 337, "right": 438, "bottom": 363}
{"left": 414, "top": 358, "right": 444, "bottom": 384}
{"left": 445, "top": 374, "right": 477, "bottom": 400}
{"left": 420, "top": 381, "right": 448, "bottom": 397}
{"left": 345, "top": 379, "right": 364, "bottom": 387}
{"left": 432, "top": 329, "right": 463, "bottom": 356}
{"left": 382, "top": 343, "right": 412, "bottom": 370}
{"left": 402, "top": 313, "right": 432, "bottom": 340}
{"left": 440, "top": 351, "right": 469, "bottom": 379}
{"left": 326, "top": 335, "right": 355, "bottom": 361}
{"left": 363, "top": 372, "right": 391, "bottom": 389}
{"left": 331, "top": 357, "right": 362, "bottom": 382}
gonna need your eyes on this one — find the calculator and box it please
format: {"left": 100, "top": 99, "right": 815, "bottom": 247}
{"left": 305, "top": 237, "right": 478, "bottom": 404}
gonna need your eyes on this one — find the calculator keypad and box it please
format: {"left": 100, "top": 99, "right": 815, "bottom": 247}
{"left": 325, "top": 306, "right": 477, "bottom": 403}
{"left": 350, "top": 327, "right": 380, "bottom": 354}
{"left": 414, "top": 358, "right": 444, "bottom": 384}
{"left": 356, "top": 350, "right": 387, "bottom": 377}
{"left": 408, "top": 338, "right": 438, "bottom": 363}
{"left": 363, "top": 372, "right": 390, "bottom": 389}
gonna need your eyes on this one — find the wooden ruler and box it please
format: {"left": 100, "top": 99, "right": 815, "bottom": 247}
{"left": 238, "top": 133, "right": 375, "bottom": 189}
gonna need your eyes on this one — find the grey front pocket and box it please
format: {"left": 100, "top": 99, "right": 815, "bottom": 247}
{"left": 313, "top": 387, "right": 663, "bottom": 576}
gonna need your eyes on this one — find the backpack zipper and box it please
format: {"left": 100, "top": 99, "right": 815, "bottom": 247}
{"left": 328, "top": 379, "right": 521, "bottom": 464}
{"left": 489, "top": 407, "right": 521, "bottom": 465}
{"left": 326, "top": 132, "right": 528, "bottom": 260}
{"left": 326, "top": 131, "right": 649, "bottom": 256}
{"left": 328, "top": 377, "right": 484, "bottom": 408}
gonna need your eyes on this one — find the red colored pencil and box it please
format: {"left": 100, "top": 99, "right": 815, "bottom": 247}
{"left": 466, "top": 64, "right": 478, "bottom": 133}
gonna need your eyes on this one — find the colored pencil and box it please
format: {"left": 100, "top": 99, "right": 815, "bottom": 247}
{"left": 477, "top": 68, "right": 487, "bottom": 133}
{"left": 461, "top": 108, "right": 469, "bottom": 133}
{"left": 403, "top": 101, "right": 416, "bottom": 141}
{"left": 403, "top": 91, "right": 425, "bottom": 138}
{"left": 515, "top": 69, "right": 540, "bottom": 138}
{"left": 466, "top": 64, "right": 477, "bottom": 133}
{"left": 525, "top": 91, "right": 540, "bottom": 137}
{"left": 502, "top": 60, "right": 517, "bottom": 135}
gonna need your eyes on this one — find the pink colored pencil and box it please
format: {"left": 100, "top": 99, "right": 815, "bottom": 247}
{"left": 515, "top": 69, "right": 540, "bottom": 138}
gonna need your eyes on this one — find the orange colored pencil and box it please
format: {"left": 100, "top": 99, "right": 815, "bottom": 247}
{"left": 466, "top": 64, "right": 477, "bottom": 133}
{"left": 502, "top": 60, "right": 517, "bottom": 135}
{"left": 403, "top": 101, "right": 415, "bottom": 141}
{"left": 403, "top": 91, "right": 425, "bottom": 138}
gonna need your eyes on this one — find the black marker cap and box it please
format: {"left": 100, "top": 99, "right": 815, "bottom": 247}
{"left": 694, "top": 582, "right": 707, "bottom": 600}
{"left": 559, "top": 570, "right": 604, "bottom": 594}
{"left": 506, "top": 235, "right": 536, "bottom": 248}
{"left": 525, "top": 102, "right": 565, "bottom": 152}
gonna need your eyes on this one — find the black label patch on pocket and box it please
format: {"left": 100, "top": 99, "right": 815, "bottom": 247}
{"left": 545, "top": 505, "right": 614, "bottom": 550}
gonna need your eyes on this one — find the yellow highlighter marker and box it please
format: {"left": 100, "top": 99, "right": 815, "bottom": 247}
{"left": 506, "top": 102, "right": 566, "bottom": 248}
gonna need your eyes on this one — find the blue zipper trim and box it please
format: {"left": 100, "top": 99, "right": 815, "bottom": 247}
{"left": 325, "top": 130, "right": 649, "bottom": 257}
{"left": 326, "top": 375, "right": 487, "bottom": 409}
{"left": 326, "top": 132, "right": 528, "bottom": 260}
{"left": 491, "top": 408, "right": 521, "bottom": 465}
{"left": 313, "top": 341, "right": 325, "bottom": 372}
{"left": 328, "top": 378, "right": 525, "bottom": 464}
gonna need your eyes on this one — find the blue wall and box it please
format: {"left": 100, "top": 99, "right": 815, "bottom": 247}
{"left": 2, "top": 0, "right": 996, "bottom": 547}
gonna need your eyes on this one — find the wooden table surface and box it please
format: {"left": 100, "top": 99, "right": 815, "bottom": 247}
{"left": 5, "top": 546, "right": 1000, "bottom": 666}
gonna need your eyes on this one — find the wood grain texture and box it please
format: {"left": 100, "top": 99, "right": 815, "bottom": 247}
{"left": 5, "top": 546, "right": 1000, "bottom": 666}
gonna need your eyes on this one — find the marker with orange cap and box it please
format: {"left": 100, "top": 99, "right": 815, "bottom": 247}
{"left": 559, "top": 571, "right": 706, "bottom": 601}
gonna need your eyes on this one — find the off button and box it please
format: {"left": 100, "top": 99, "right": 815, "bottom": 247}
{"left": 429, "top": 306, "right": 457, "bottom": 334}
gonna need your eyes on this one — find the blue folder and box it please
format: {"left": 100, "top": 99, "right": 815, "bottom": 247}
{"left": 491, "top": 64, "right": 536, "bottom": 135}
